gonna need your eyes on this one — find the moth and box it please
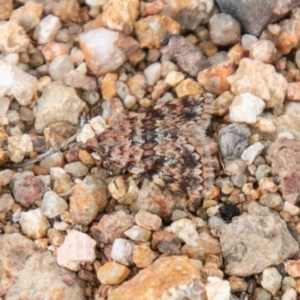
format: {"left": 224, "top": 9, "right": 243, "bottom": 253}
{"left": 85, "top": 93, "right": 215, "bottom": 203}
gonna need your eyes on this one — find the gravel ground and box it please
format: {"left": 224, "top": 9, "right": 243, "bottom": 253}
{"left": 1, "top": 0, "right": 300, "bottom": 299}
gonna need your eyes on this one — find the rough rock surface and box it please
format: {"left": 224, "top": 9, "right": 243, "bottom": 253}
{"left": 220, "top": 202, "right": 299, "bottom": 276}
{"left": 0, "top": 233, "right": 85, "bottom": 299}
{"left": 107, "top": 256, "right": 206, "bottom": 300}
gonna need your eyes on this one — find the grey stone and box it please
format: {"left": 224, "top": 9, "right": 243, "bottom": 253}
{"left": 215, "top": 0, "right": 300, "bottom": 36}
{"left": 220, "top": 202, "right": 299, "bottom": 276}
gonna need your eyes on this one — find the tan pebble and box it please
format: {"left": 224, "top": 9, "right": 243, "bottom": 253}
{"left": 259, "top": 177, "right": 278, "bottom": 193}
{"left": 97, "top": 261, "right": 131, "bottom": 284}
{"left": 108, "top": 177, "right": 128, "bottom": 200}
{"left": 228, "top": 43, "right": 247, "bottom": 65}
{"left": 175, "top": 79, "right": 204, "bottom": 97}
{"left": 78, "top": 150, "right": 95, "bottom": 165}
{"left": 34, "top": 238, "right": 49, "bottom": 250}
{"left": 280, "top": 211, "right": 292, "bottom": 223}
{"left": 132, "top": 245, "right": 155, "bottom": 268}
{"left": 228, "top": 276, "right": 248, "bottom": 293}
{"left": 204, "top": 186, "right": 220, "bottom": 200}
{"left": 202, "top": 199, "right": 218, "bottom": 209}
{"left": 242, "top": 183, "right": 253, "bottom": 195}
{"left": 247, "top": 189, "right": 260, "bottom": 201}
{"left": 101, "top": 73, "right": 118, "bottom": 100}
{"left": 198, "top": 41, "right": 218, "bottom": 57}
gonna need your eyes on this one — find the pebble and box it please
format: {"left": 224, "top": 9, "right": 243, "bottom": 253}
{"left": 132, "top": 245, "right": 155, "bottom": 268}
{"left": 249, "top": 40, "right": 276, "bottom": 63}
{"left": 127, "top": 73, "right": 146, "bottom": 99}
{"left": 205, "top": 277, "right": 231, "bottom": 300}
{"left": 168, "top": 35, "right": 209, "bottom": 77}
{"left": 41, "top": 190, "right": 68, "bottom": 218}
{"left": 0, "top": 60, "right": 37, "bottom": 106}
{"left": 101, "top": 73, "right": 118, "bottom": 100}
{"left": 49, "top": 55, "right": 74, "bottom": 81}
{"left": 97, "top": 261, "right": 131, "bottom": 285}
{"left": 111, "top": 238, "right": 133, "bottom": 266}
{"left": 165, "top": 71, "right": 184, "bottom": 87}
{"left": 57, "top": 230, "right": 96, "bottom": 271}
{"left": 218, "top": 123, "right": 251, "bottom": 160}
{"left": 135, "top": 209, "right": 162, "bottom": 231}
{"left": 228, "top": 276, "right": 248, "bottom": 293}
{"left": 107, "top": 256, "right": 205, "bottom": 300}
{"left": 220, "top": 202, "right": 299, "bottom": 276}
{"left": 10, "top": 1, "right": 43, "bottom": 32}
{"left": 91, "top": 210, "right": 134, "bottom": 243}
{"left": 19, "top": 208, "right": 51, "bottom": 239}
{"left": 282, "top": 288, "right": 297, "bottom": 300}
{"left": 259, "top": 193, "right": 283, "bottom": 211}
{"left": 241, "top": 142, "right": 264, "bottom": 165}
{"left": 0, "top": 0, "right": 12, "bottom": 20}
{"left": 0, "top": 193, "right": 14, "bottom": 213}
{"left": 255, "top": 164, "right": 272, "bottom": 181}
{"left": 79, "top": 27, "right": 139, "bottom": 76}
{"left": 227, "top": 58, "right": 287, "bottom": 108}
{"left": 124, "top": 225, "right": 152, "bottom": 242}
{"left": 285, "top": 260, "right": 300, "bottom": 277}
{"left": 175, "top": 78, "right": 203, "bottom": 97}
{"left": 64, "top": 161, "right": 89, "bottom": 177}
{"left": 101, "top": 0, "right": 139, "bottom": 35}
{"left": 209, "top": 13, "right": 241, "bottom": 46}
{"left": 261, "top": 267, "right": 282, "bottom": 295}
{"left": 69, "top": 176, "right": 108, "bottom": 225}
{"left": 33, "top": 14, "right": 62, "bottom": 44}
{"left": 282, "top": 201, "right": 300, "bottom": 216}
{"left": 241, "top": 34, "right": 258, "bottom": 50}
{"left": 143, "top": 62, "right": 161, "bottom": 86}
{"left": 11, "top": 172, "right": 44, "bottom": 207}
{"left": 8, "top": 134, "right": 33, "bottom": 163}
{"left": 229, "top": 93, "right": 265, "bottom": 124}
{"left": 34, "top": 81, "right": 86, "bottom": 133}
{"left": 134, "top": 15, "right": 180, "bottom": 49}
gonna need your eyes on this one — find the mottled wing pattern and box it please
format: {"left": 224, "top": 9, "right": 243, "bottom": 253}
{"left": 87, "top": 93, "right": 215, "bottom": 201}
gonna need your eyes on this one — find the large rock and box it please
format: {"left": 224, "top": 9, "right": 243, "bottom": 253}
{"left": 0, "top": 233, "right": 85, "bottom": 299}
{"left": 108, "top": 256, "right": 207, "bottom": 300}
{"left": 220, "top": 202, "right": 299, "bottom": 276}
{"left": 215, "top": 0, "right": 300, "bottom": 36}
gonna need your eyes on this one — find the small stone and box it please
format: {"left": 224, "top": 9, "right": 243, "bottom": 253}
{"left": 227, "top": 58, "right": 287, "bottom": 108}
{"left": 209, "top": 13, "right": 241, "bottom": 46}
{"left": 70, "top": 176, "right": 108, "bottom": 225}
{"left": 165, "top": 71, "right": 184, "bottom": 87}
{"left": 229, "top": 93, "right": 265, "bottom": 124}
{"left": 10, "top": 1, "right": 43, "bottom": 32}
{"left": 124, "top": 225, "right": 152, "bottom": 242}
{"left": 218, "top": 123, "right": 251, "bottom": 160}
{"left": 101, "top": 73, "right": 118, "bottom": 100}
{"left": 259, "top": 177, "right": 278, "bottom": 193}
{"left": 91, "top": 211, "right": 134, "bottom": 243}
{"left": 255, "top": 164, "right": 272, "bottom": 181}
{"left": 198, "top": 59, "right": 235, "bottom": 95}
{"left": 0, "top": 0, "right": 12, "bottom": 20}
{"left": 255, "top": 117, "right": 276, "bottom": 133}
{"left": 261, "top": 267, "right": 282, "bottom": 295}
{"left": 49, "top": 55, "right": 74, "bottom": 81}
{"left": 41, "top": 42, "right": 70, "bottom": 61}
{"left": 152, "top": 231, "right": 181, "bottom": 255}
{"left": 161, "top": 60, "right": 178, "bottom": 78}
{"left": 178, "top": 224, "right": 199, "bottom": 247}
{"left": 241, "top": 142, "right": 264, "bottom": 165}
{"left": 115, "top": 81, "right": 130, "bottom": 100}
{"left": 287, "top": 82, "right": 300, "bottom": 101}
{"left": 228, "top": 43, "right": 247, "bottom": 64}
{"left": 19, "top": 208, "right": 51, "bottom": 239}
{"left": 135, "top": 209, "right": 162, "bottom": 231}
{"left": 219, "top": 203, "right": 240, "bottom": 221}
{"left": 134, "top": 15, "right": 180, "bottom": 49}
{"left": 123, "top": 95, "right": 137, "bottom": 109}
{"left": 259, "top": 193, "right": 283, "bottom": 211}
{"left": 127, "top": 73, "right": 146, "bottom": 99}
{"left": 282, "top": 201, "right": 300, "bottom": 216}
{"left": 205, "top": 277, "right": 231, "bottom": 300}
{"left": 228, "top": 276, "right": 248, "bottom": 293}
{"left": 132, "top": 245, "right": 155, "bottom": 268}
{"left": 97, "top": 261, "right": 130, "bottom": 285}
{"left": 285, "top": 260, "right": 300, "bottom": 277}
{"left": 111, "top": 238, "right": 133, "bottom": 266}
{"left": 7, "top": 134, "right": 33, "bottom": 163}
{"left": 33, "top": 14, "right": 62, "bottom": 44}
{"left": 282, "top": 288, "right": 297, "bottom": 300}
{"left": 249, "top": 40, "right": 276, "bottom": 63}
{"left": 175, "top": 78, "right": 204, "bottom": 97}
{"left": 212, "top": 91, "right": 234, "bottom": 116}
{"left": 101, "top": 0, "right": 139, "bottom": 35}
{"left": 64, "top": 161, "right": 89, "bottom": 177}
{"left": 41, "top": 190, "right": 68, "bottom": 218}
{"left": 168, "top": 35, "right": 209, "bottom": 77}
{"left": 34, "top": 81, "right": 86, "bottom": 133}
{"left": 0, "top": 61, "right": 37, "bottom": 106}
{"left": 11, "top": 172, "right": 44, "bottom": 207}
{"left": 220, "top": 202, "right": 299, "bottom": 276}
{"left": 276, "top": 19, "right": 300, "bottom": 54}
{"left": 107, "top": 256, "right": 205, "bottom": 300}
{"left": 40, "top": 152, "right": 64, "bottom": 171}
{"left": 151, "top": 79, "right": 170, "bottom": 100}
{"left": 143, "top": 0, "right": 164, "bottom": 16}
{"left": 144, "top": 62, "right": 161, "bottom": 85}
{"left": 52, "top": 0, "right": 80, "bottom": 23}
{"left": 0, "top": 193, "right": 14, "bottom": 213}
{"left": 79, "top": 27, "right": 139, "bottom": 76}
{"left": 108, "top": 176, "right": 127, "bottom": 200}
{"left": 57, "top": 230, "right": 96, "bottom": 271}
{"left": 0, "top": 20, "right": 29, "bottom": 53}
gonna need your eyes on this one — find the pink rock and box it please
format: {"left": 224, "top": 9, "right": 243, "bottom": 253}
{"left": 79, "top": 27, "right": 139, "bottom": 76}
{"left": 57, "top": 230, "right": 97, "bottom": 271}
{"left": 42, "top": 42, "right": 70, "bottom": 61}
{"left": 135, "top": 209, "right": 162, "bottom": 231}
{"left": 287, "top": 82, "right": 300, "bottom": 101}
{"left": 143, "top": 0, "right": 165, "bottom": 16}
{"left": 284, "top": 260, "right": 300, "bottom": 277}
